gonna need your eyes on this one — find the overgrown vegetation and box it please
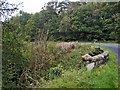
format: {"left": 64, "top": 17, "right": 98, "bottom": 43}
{"left": 2, "top": 22, "right": 29, "bottom": 87}
{"left": 37, "top": 44, "right": 118, "bottom": 88}
{"left": 10, "top": 1, "right": 120, "bottom": 42}
{"left": 1, "top": 0, "right": 119, "bottom": 88}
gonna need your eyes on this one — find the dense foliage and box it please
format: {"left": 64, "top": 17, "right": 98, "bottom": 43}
{"left": 1, "top": 0, "right": 119, "bottom": 88}
{"left": 10, "top": 2, "right": 120, "bottom": 42}
{"left": 2, "top": 22, "right": 29, "bottom": 87}
{"left": 71, "top": 2, "right": 120, "bottom": 41}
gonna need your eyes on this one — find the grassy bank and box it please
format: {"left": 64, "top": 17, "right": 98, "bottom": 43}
{"left": 36, "top": 43, "right": 118, "bottom": 88}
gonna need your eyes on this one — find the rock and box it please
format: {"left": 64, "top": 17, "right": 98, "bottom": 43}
{"left": 92, "top": 51, "right": 109, "bottom": 63}
{"left": 86, "top": 62, "right": 95, "bottom": 71}
{"left": 82, "top": 51, "right": 109, "bottom": 63}
{"left": 82, "top": 54, "right": 93, "bottom": 61}
{"left": 82, "top": 50, "right": 109, "bottom": 70}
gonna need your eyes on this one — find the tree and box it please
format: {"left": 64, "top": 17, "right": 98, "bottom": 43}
{"left": 25, "top": 8, "right": 60, "bottom": 40}
{"left": 71, "top": 2, "right": 120, "bottom": 41}
{"left": 0, "top": 0, "right": 22, "bottom": 21}
{"left": 11, "top": 11, "right": 32, "bottom": 26}
{"left": 1, "top": 0, "right": 29, "bottom": 88}
{"left": 2, "top": 22, "right": 28, "bottom": 87}
{"left": 11, "top": 11, "right": 32, "bottom": 41}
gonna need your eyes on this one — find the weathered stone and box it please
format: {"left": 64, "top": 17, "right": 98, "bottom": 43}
{"left": 92, "top": 51, "right": 109, "bottom": 62}
{"left": 86, "top": 62, "right": 95, "bottom": 71}
{"left": 82, "top": 54, "right": 93, "bottom": 61}
{"left": 82, "top": 51, "right": 109, "bottom": 62}
{"left": 82, "top": 50, "right": 109, "bottom": 70}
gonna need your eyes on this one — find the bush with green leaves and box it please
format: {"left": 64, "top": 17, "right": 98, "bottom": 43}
{"left": 42, "top": 47, "right": 118, "bottom": 88}
{"left": 2, "top": 22, "right": 28, "bottom": 87}
{"left": 48, "top": 64, "right": 64, "bottom": 79}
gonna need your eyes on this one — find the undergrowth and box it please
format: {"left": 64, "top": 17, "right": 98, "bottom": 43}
{"left": 37, "top": 43, "right": 118, "bottom": 88}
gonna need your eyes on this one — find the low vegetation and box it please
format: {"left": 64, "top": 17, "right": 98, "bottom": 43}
{"left": 1, "top": 0, "right": 119, "bottom": 88}
{"left": 2, "top": 28, "right": 118, "bottom": 88}
{"left": 37, "top": 43, "right": 118, "bottom": 88}
{"left": 19, "top": 42, "right": 118, "bottom": 88}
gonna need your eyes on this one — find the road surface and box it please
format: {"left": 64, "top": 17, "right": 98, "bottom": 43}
{"left": 80, "top": 42, "right": 120, "bottom": 66}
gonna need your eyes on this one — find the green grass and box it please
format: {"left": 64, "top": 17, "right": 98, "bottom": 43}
{"left": 39, "top": 44, "right": 118, "bottom": 88}
{"left": 93, "top": 41, "right": 118, "bottom": 44}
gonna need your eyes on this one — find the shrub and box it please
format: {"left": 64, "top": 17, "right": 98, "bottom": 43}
{"left": 2, "top": 22, "right": 28, "bottom": 88}
{"left": 48, "top": 64, "right": 64, "bottom": 79}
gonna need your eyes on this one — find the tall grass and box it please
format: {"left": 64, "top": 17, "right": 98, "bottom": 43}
{"left": 20, "top": 39, "right": 118, "bottom": 88}
{"left": 40, "top": 45, "right": 118, "bottom": 88}
{"left": 19, "top": 33, "right": 65, "bottom": 87}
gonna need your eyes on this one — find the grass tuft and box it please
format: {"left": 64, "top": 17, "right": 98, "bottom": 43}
{"left": 40, "top": 44, "right": 118, "bottom": 88}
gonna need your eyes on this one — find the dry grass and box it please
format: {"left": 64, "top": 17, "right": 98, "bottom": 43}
{"left": 56, "top": 41, "right": 78, "bottom": 52}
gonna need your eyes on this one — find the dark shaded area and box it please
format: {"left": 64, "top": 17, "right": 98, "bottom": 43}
{"left": 49, "top": 31, "right": 116, "bottom": 42}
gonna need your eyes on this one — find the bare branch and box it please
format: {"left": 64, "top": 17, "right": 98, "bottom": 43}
{"left": 0, "top": 0, "right": 23, "bottom": 21}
